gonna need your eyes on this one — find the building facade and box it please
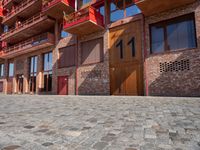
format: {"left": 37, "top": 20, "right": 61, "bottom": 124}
{"left": 0, "top": 0, "right": 199, "bottom": 96}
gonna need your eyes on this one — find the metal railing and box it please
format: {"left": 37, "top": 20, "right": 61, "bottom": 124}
{"left": 2, "top": 33, "right": 54, "bottom": 54}
{"left": 63, "top": 6, "right": 104, "bottom": 26}
{"left": 1, "top": 13, "right": 45, "bottom": 39}
{"left": 3, "top": 0, "right": 38, "bottom": 20}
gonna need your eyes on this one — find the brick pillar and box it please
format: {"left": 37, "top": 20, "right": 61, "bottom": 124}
{"left": 24, "top": 57, "right": 29, "bottom": 94}
{"left": 52, "top": 20, "right": 59, "bottom": 94}
{"left": 13, "top": 59, "right": 17, "bottom": 94}
{"left": 36, "top": 54, "right": 43, "bottom": 94}
{"left": 4, "top": 59, "right": 9, "bottom": 94}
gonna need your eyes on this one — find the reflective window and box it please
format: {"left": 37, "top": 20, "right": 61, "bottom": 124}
{"left": 9, "top": 62, "right": 14, "bottom": 77}
{"left": 0, "top": 64, "right": 4, "bottom": 77}
{"left": 110, "top": 0, "right": 141, "bottom": 22}
{"left": 150, "top": 13, "right": 196, "bottom": 53}
{"left": 61, "top": 30, "right": 69, "bottom": 38}
{"left": 44, "top": 52, "right": 52, "bottom": 71}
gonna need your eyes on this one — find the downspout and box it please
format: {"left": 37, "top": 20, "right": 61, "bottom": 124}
{"left": 143, "top": 14, "right": 149, "bottom": 96}
{"left": 75, "top": 0, "right": 78, "bottom": 95}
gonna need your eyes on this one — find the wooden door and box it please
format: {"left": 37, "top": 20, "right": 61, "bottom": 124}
{"left": 17, "top": 74, "right": 23, "bottom": 94}
{"left": 0, "top": 81, "right": 3, "bottom": 92}
{"left": 109, "top": 19, "right": 144, "bottom": 96}
{"left": 7, "top": 78, "right": 13, "bottom": 94}
{"left": 57, "top": 76, "right": 68, "bottom": 95}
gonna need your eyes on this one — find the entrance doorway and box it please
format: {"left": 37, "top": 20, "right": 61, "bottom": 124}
{"left": 109, "top": 19, "right": 144, "bottom": 95}
{"left": 57, "top": 76, "right": 68, "bottom": 95}
{"left": 17, "top": 74, "right": 24, "bottom": 94}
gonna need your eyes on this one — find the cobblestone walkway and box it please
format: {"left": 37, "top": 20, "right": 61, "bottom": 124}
{"left": 0, "top": 95, "right": 200, "bottom": 150}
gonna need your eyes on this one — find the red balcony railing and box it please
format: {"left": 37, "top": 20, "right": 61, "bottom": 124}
{"left": 1, "top": 13, "right": 55, "bottom": 43}
{"left": 0, "top": 33, "right": 54, "bottom": 58}
{"left": 42, "top": 0, "right": 75, "bottom": 19}
{"left": 43, "top": 0, "right": 75, "bottom": 10}
{"left": 3, "top": 0, "right": 39, "bottom": 24}
{"left": 63, "top": 6, "right": 104, "bottom": 35}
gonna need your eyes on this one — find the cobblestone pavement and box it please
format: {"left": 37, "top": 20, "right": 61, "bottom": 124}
{"left": 0, "top": 95, "right": 200, "bottom": 150}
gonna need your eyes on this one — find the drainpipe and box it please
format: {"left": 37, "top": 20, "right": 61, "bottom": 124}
{"left": 75, "top": 0, "right": 78, "bottom": 95}
{"left": 143, "top": 14, "right": 149, "bottom": 96}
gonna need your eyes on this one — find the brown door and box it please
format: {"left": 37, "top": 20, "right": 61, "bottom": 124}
{"left": 57, "top": 76, "right": 68, "bottom": 95}
{"left": 109, "top": 19, "right": 144, "bottom": 96}
{"left": 7, "top": 78, "right": 13, "bottom": 94}
{"left": 17, "top": 74, "right": 24, "bottom": 94}
{"left": 0, "top": 81, "right": 3, "bottom": 92}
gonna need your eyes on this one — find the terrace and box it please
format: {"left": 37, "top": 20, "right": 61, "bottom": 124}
{"left": 2, "top": 0, "right": 41, "bottom": 26}
{"left": 1, "top": 13, "right": 55, "bottom": 44}
{"left": 63, "top": 6, "right": 104, "bottom": 35}
{"left": 42, "top": 0, "right": 75, "bottom": 20}
{"left": 0, "top": 32, "right": 54, "bottom": 59}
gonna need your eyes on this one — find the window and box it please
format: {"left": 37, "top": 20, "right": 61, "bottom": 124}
{"left": 59, "top": 45, "right": 76, "bottom": 68}
{"left": 0, "top": 64, "right": 4, "bottom": 77}
{"left": 44, "top": 52, "right": 52, "bottom": 71}
{"left": 81, "top": 38, "right": 103, "bottom": 65}
{"left": 150, "top": 13, "right": 197, "bottom": 54}
{"left": 8, "top": 62, "right": 14, "bottom": 77}
{"left": 4, "top": 25, "right": 8, "bottom": 32}
{"left": 29, "top": 56, "right": 37, "bottom": 93}
{"left": 61, "top": 30, "right": 69, "bottom": 38}
{"left": 79, "top": 0, "right": 92, "bottom": 8}
{"left": 43, "top": 52, "right": 52, "bottom": 92}
{"left": 110, "top": 0, "right": 141, "bottom": 22}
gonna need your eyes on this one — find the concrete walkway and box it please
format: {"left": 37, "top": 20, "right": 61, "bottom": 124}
{"left": 0, "top": 95, "right": 200, "bottom": 150}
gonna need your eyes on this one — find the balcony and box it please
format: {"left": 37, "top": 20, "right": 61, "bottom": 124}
{"left": 0, "top": 7, "right": 3, "bottom": 22}
{"left": 42, "top": 0, "right": 75, "bottom": 20}
{"left": 2, "top": 0, "right": 42, "bottom": 26}
{"left": 1, "top": 13, "right": 55, "bottom": 44}
{"left": 2, "top": 0, "right": 23, "bottom": 9}
{"left": 63, "top": 6, "right": 104, "bottom": 35}
{"left": 135, "top": 0, "right": 196, "bottom": 16}
{"left": 0, "top": 33, "right": 54, "bottom": 59}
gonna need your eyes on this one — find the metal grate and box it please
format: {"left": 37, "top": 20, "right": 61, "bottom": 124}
{"left": 160, "top": 59, "right": 190, "bottom": 73}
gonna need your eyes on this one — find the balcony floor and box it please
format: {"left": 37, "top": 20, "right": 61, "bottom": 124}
{"left": 136, "top": 0, "right": 196, "bottom": 16}
{"left": 64, "top": 20, "right": 104, "bottom": 35}
{"left": 43, "top": 1, "right": 74, "bottom": 20}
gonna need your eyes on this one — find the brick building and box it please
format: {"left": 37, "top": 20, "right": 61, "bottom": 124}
{"left": 0, "top": 0, "right": 199, "bottom": 96}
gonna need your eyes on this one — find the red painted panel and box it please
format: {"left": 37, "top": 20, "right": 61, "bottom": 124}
{"left": 57, "top": 76, "right": 68, "bottom": 95}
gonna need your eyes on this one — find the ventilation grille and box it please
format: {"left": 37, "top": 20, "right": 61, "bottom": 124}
{"left": 160, "top": 59, "right": 190, "bottom": 73}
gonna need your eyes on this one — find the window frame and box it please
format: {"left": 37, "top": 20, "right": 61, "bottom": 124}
{"left": 8, "top": 62, "right": 14, "bottom": 78}
{"left": 0, "top": 64, "right": 4, "bottom": 78}
{"left": 110, "top": 0, "right": 139, "bottom": 23}
{"left": 150, "top": 13, "right": 197, "bottom": 54}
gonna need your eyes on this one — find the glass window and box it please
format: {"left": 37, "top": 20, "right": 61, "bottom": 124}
{"left": 44, "top": 52, "right": 52, "bottom": 71}
{"left": 167, "top": 20, "right": 196, "bottom": 50}
{"left": 151, "top": 26, "right": 165, "bottom": 53}
{"left": 110, "top": 1, "right": 141, "bottom": 22}
{"left": 61, "top": 30, "right": 69, "bottom": 38}
{"left": 4, "top": 25, "right": 8, "bottom": 32}
{"left": 0, "top": 64, "right": 4, "bottom": 77}
{"left": 9, "top": 63, "right": 14, "bottom": 77}
{"left": 150, "top": 13, "right": 196, "bottom": 53}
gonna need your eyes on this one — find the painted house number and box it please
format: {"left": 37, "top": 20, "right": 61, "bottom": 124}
{"left": 116, "top": 37, "right": 135, "bottom": 59}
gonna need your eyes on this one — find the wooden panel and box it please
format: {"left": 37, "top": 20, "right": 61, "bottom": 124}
{"left": 81, "top": 37, "right": 103, "bottom": 65}
{"left": 57, "top": 76, "right": 68, "bottom": 95}
{"left": 59, "top": 45, "right": 76, "bottom": 68}
{"left": 109, "top": 20, "right": 143, "bottom": 96}
{"left": 0, "top": 81, "right": 3, "bottom": 92}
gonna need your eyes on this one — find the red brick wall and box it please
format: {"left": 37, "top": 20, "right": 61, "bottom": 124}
{"left": 145, "top": 1, "right": 200, "bottom": 96}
